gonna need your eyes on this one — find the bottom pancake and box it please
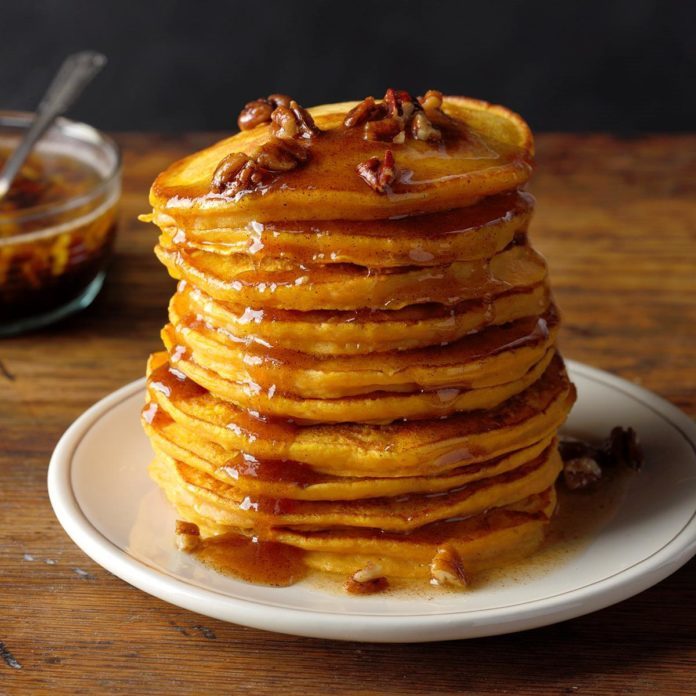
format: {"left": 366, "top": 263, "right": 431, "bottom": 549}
{"left": 151, "top": 469, "right": 557, "bottom": 583}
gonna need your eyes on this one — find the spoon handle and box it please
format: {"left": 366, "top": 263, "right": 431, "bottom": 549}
{"left": 0, "top": 51, "right": 107, "bottom": 199}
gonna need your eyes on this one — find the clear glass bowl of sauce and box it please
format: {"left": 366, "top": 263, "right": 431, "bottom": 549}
{"left": 0, "top": 111, "right": 120, "bottom": 335}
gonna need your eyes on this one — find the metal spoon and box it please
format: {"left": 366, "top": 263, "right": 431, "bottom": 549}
{"left": 0, "top": 50, "right": 107, "bottom": 201}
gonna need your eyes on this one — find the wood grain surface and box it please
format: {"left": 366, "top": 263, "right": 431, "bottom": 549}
{"left": 1, "top": 134, "right": 695, "bottom": 696}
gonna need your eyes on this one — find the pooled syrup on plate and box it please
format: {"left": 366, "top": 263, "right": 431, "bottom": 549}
{"left": 193, "top": 533, "right": 306, "bottom": 587}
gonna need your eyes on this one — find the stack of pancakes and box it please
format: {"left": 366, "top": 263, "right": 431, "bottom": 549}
{"left": 141, "top": 93, "right": 575, "bottom": 588}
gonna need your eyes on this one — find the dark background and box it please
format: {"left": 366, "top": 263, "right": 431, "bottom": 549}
{"left": 1, "top": 0, "right": 694, "bottom": 133}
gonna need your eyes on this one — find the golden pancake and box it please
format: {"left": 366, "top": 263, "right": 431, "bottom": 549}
{"left": 155, "top": 190, "right": 533, "bottom": 267}
{"left": 161, "top": 329, "right": 555, "bottom": 423}
{"left": 149, "top": 444, "right": 560, "bottom": 531}
{"left": 143, "top": 411, "right": 556, "bottom": 501}
{"left": 145, "top": 352, "right": 574, "bottom": 476}
{"left": 166, "top": 306, "right": 559, "bottom": 398}
{"left": 172, "top": 281, "right": 551, "bottom": 355}
{"left": 155, "top": 241, "right": 547, "bottom": 311}
{"left": 148, "top": 97, "right": 533, "bottom": 227}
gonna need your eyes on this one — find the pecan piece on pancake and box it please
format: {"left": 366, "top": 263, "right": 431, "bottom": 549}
{"left": 350, "top": 87, "right": 444, "bottom": 144}
{"left": 238, "top": 94, "right": 293, "bottom": 130}
{"left": 272, "top": 101, "right": 321, "bottom": 140}
{"left": 212, "top": 137, "right": 310, "bottom": 194}
{"left": 411, "top": 111, "right": 442, "bottom": 142}
{"left": 363, "top": 116, "right": 404, "bottom": 142}
{"left": 356, "top": 149, "right": 397, "bottom": 193}
{"left": 175, "top": 520, "right": 200, "bottom": 552}
{"left": 343, "top": 96, "right": 388, "bottom": 127}
{"left": 418, "top": 89, "right": 444, "bottom": 113}
{"left": 430, "top": 545, "right": 468, "bottom": 588}
{"left": 211, "top": 152, "right": 272, "bottom": 195}
{"left": 255, "top": 137, "right": 309, "bottom": 171}
{"left": 383, "top": 87, "right": 419, "bottom": 120}
{"left": 344, "top": 562, "right": 389, "bottom": 594}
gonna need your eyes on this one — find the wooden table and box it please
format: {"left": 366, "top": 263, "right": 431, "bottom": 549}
{"left": 1, "top": 134, "right": 695, "bottom": 695}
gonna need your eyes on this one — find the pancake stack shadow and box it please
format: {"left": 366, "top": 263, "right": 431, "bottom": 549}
{"left": 141, "top": 93, "right": 576, "bottom": 589}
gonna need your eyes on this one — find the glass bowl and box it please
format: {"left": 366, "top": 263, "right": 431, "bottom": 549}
{"left": 0, "top": 111, "right": 121, "bottom": 336}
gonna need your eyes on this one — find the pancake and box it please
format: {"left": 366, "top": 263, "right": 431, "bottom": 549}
{"left": 144, "top": 411, "right": 556, "bottom": 501}
{"left": 156, "top": 190, "right": 533, "bottom": 267}
{"left": 155, "top": 240, "right": 547, "bottom": 311}
{"left": 166, "top": 306, "right": 559, "bottom": 398}
{"left": 145, "top": 351, "right": 574, "bottom": 476}
{"left": 172, "top": 281, "right": 552, "bottom": 355}
{"left": 149, "top": 96, "right": 534, "bottom": 227}
{"left": 149, "top": 444, "right": 560, "bottom": 531}
{"left": 161, "top": 327, "right": 556, "bottom": 423}
{"left": 141, "top": 91, "right": 575, "bottom": 589}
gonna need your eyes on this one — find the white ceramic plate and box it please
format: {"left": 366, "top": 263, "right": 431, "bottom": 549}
{"left": 48, "top": 361, "right": 696, "bottom": 642}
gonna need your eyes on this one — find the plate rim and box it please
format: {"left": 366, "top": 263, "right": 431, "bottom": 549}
{"left": 47, "top": 361, "right": 696, "bottom": 642}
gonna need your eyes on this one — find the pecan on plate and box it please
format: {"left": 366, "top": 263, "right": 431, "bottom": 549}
{"left": 430, "top": 545, "right": 468, "bottom": 588}
{"left": 175, "top": 520, "right": 200, "bottom": 552}
{"left": 603, "top": 426, "right": 643, "bottom": 471}
{"left": 563, "top": 456, "right": 603, "bottom": 490}
{"left": 344, "top": 562, "right": 389, "bottom": 595}
{"left": 237, "top": 93, "right": 293, "bottom": 131}
{"left": 356, "top": 149, "right": 397, "bottom": 193}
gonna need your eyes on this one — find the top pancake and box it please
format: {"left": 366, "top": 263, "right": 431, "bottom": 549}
{"left": 149, "top": 97, "right": 534, "bottom": 227}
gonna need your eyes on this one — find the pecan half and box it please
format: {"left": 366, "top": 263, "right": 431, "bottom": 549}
{"left": 344, "top": 562, "right": 389, "bottom": 594}
{"left": 211, "top": 152, "right": 253, "bottom": 193}
{"left": 290, "top": 100, "right": 321, "bottom": 138}
{"left": 363, "top": 116, "right": 403, "bottom": 142}
{"left": 238, "top": 94, "right": 293, "bottom": 131}
{"left": 175, "top": 520, "right": 200, "bottom": 552}
{"left": 563, "top": 457, "right": 603, "bottom": 490}
{"left": 271, "top": 101, "right": 321, "bottom": 140}
{"left": 344, "top": 96, "right": 388, "bottom": 127}
{"left": 383, "top": 88, "right": 419, "bottom": 119}
{"left": 430, "top": 545, "right": 468, "bottom": 588}
{"left": 238, "top": 99, "right": 274, "bottom": 131}
{"left": 604, "top": 426, "right": 643, "bottom": 471}
{"left": 411, "top": 111, "right": 442, "bottom": 142}
{"left": 356, "top": 149, "right": 397, "bottom": 193}
{"left": 418, "top": 89, "right": 444, "bottom": 112}
{"left": 255, "top": 137, "right": 308, "bottom": 171}
{"left": 211, "top": 154, "right": 273, "bottom": 195}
